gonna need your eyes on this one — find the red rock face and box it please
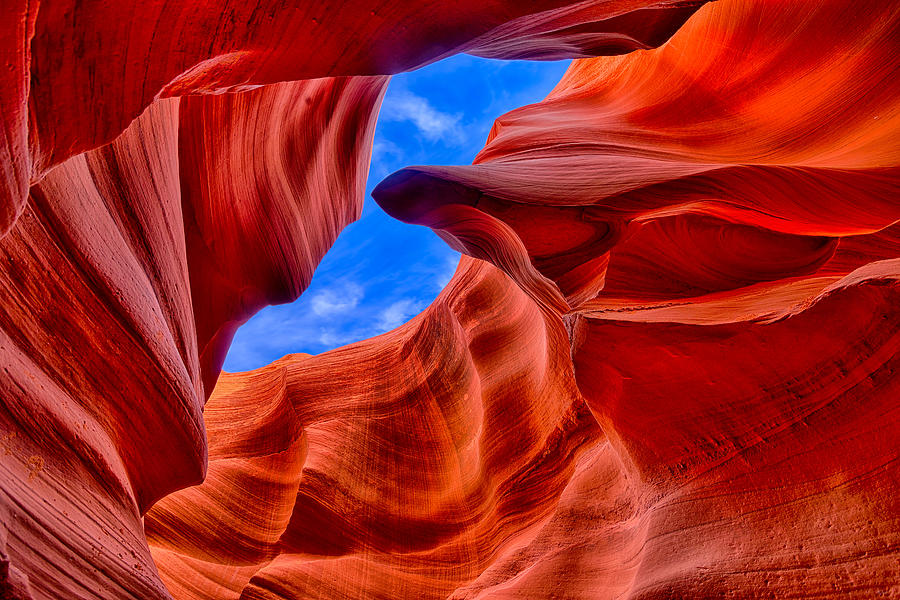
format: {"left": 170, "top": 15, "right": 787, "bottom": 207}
{"left": 2, "top": 0, "right": 899, "bottom": 599}
{"left": 1, "top": 0, "right": 700, "bottom": 237}
{"left": 146, "top": 257, "right": 599, "bottom": 599}
{"left": 371, "top": 0, "right": 900, "bottom": 596}
{"left": 0, "top": 77, "right": 385, "bottom": 599}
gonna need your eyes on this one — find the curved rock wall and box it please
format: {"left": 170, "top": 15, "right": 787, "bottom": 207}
{"left": 370, "top": 0, "right": 900, "bottom": 596}
{"left": 0, "top": 75, "right": 385, "bottom": 598}
{"left": 1, "top": 0, "right": 700, "bottom": 236}
{"left": 2, "top": 0, "right": 899, "bottom": 598}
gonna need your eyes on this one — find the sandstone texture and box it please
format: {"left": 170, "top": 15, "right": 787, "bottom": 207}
{"left": 1, "top": 0, "right": 898, "bottom": 599}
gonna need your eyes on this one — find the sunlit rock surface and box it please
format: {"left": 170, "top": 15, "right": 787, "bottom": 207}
{"left": 0, "top": 77, "right": 386, "bottom": 600}
{"left": 146, "top": 257, "right": 598, "bottom": 599}
{"left": 2, "top": 0, "right": 899, "bottom": 598}
{"left": 0, "top": 0, "right": 700, "bottom": 237}
{"left": 373, "top": 0, "right": 900, "bottom": 597}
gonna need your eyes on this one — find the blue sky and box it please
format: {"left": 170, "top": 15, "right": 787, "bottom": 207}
{"left": 223, "top": 55, "right": 571, "bottom": 372}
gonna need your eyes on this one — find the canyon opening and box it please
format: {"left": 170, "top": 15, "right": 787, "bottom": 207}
{"left": 1, "top": 1, "right": 898, "bottom": 599}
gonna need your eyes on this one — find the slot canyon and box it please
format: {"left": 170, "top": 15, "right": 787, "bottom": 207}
{"left": 1, "top": 0, "right": 898, "bottom": 598}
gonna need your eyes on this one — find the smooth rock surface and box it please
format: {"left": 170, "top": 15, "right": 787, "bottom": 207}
{"left": 2, "top": 0, "right": 899, "bottom": 598}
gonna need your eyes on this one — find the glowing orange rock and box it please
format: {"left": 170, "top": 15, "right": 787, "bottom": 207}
{"left": 0, "top": 2, "right": 709, "bottom": 598}
{"left": 370, "top": 0, "right": 900, "bottom": 596}
{"left": 147, "top": 257, "right": 600, "bottom": 599}
{"left": 3, "top": 0, "right": 900, "bottom": 598}
{"left": 1, "top": 0, "right": 702, "bottom": 238}
{"left": 0, "top": 76, "right": 384, "bottom": 599}
{"left": 374, "top": 0, "right": 900, "bottom": 307}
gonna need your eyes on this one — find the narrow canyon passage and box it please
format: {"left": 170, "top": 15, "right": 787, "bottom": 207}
{"left": 1, "top": 1, "right": 898, "bottom": 599}
{"left": 224, "top": 55, "right": 570, "bottom": 369}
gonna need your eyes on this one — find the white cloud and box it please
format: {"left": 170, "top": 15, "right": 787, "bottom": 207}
{"left": 370, "top": 137, "right": 406, "bottom": 180}
{"left": 372, "top": 138, "right": 404, "bottom": 160}
{"left": 310, "top": 282, "right": 364, "bottom": 316}
{"left": 435, "top": 255, "right": 461, "bottom": 291}
{"left": 318, "top": 330, "right": 356, "bottom": 348}
{"left": 376, "top": 298, "right": 425, "bottom": 332}
{"left": 381, "top": 90, "right": 464, "bottom": 144}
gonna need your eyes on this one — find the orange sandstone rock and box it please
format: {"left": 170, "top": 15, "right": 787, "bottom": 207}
{"left": 147, "top": 258, "right": 600, "bottom": 599}
{"left": 0, "top": 2, "right": 707, "bottom": 598}
{"left": 1, "top": 0, "right": 702, "bottom": 238}
{"left": 0, "top": 75, "right": 383, "bottom": 599}
{"left": 3, "top": 0, "right": 900, "bottom": 598}
{"left": 369, "top": 0, "right": 900, "bottom": 596}
{"left": 374, "top": 0, "right": 900, "bottom": 307}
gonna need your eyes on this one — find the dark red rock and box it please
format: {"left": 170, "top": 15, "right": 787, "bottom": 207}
{"left": 3, "top": 0, "right": 899, "bottom": 598}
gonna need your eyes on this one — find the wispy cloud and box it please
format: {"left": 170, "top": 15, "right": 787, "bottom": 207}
{"left": 310, "top": 282, "right": 364, "bottom": 316}
{"left": 380, "top": 90, "right": 464, "bottom": 144}
{"left": 369, "top": 137, "right": 406, "bottom": 182}
{"left": 318, "top": 330, "right": 358, "bottom": 348}
{"left": 373, "top": 138, "right": 404, "bottom": 161}
{"left": 377, "top": 298, "right": 425, "bottom": 332}
{"left": 435, "top": 255, "right": 461, "bottom": 291}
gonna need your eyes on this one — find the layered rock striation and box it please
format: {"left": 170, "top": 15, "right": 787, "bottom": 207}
{"left": 2, "top": 0, "right": 899, "bottom": 598}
